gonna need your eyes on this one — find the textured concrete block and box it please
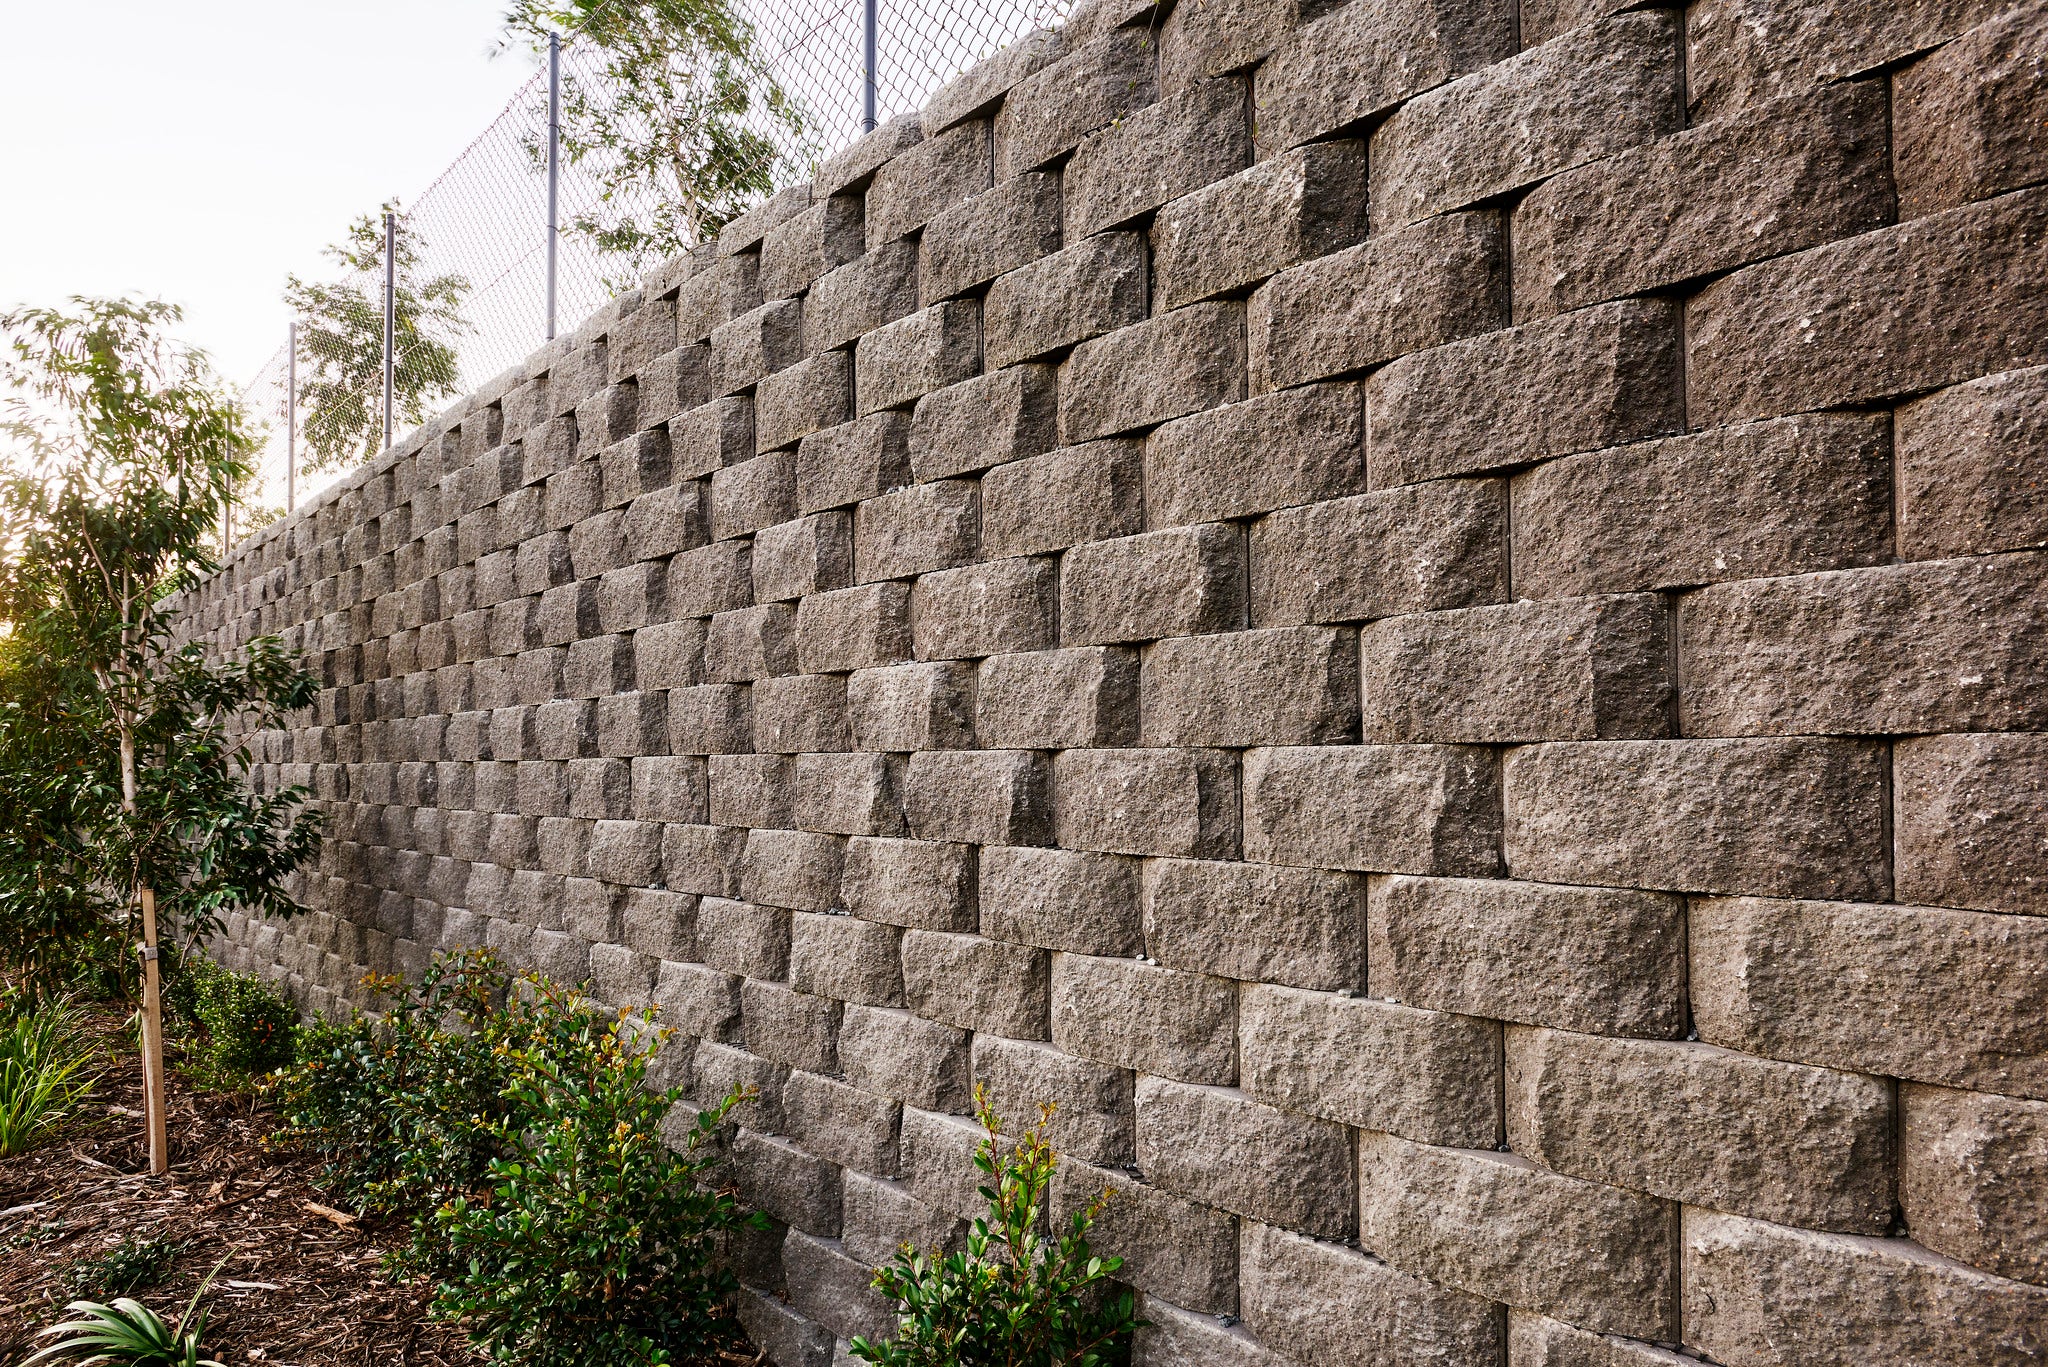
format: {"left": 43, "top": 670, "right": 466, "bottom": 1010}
{"left": 1145, "top": 383, "right": 1362, "bottom": 527}
{"left": 846, "top": 661, "right": 976, "bottom": 752}
{"left": 841, "top": 837, "right": 978, "bottom": 932}
{"left": 1897, "top": 365, "right": 2048, "bottom": 561}
{"left": 804, "top": 239, "right": 919, "bottom": 354}
{"left": 742, "top": 976, "right": 842, "bottom": 1072}
{"left": 708, "top": 753, "right": 794, "bottom": 829}
{"left": 1142, "top": 857, "right": 1363, "bottom": 991}
{"left": 866, "top": 119, "right": 991, "bottom": 247}
{"left": 1052, "top": 746, "right": 1237, "bottom": 860}
{"left": 1371, "top": 14, "right": 1682, "bottom": 230}
{"left": 629, "top": 755, "right": 707, "bottom": 823}
{"left": 1682, "top": 1209, "right": 2048, "bottom": 1366}
{"left": 760, "top": 195, "right": 866, "bottom": 300}
{"left": 696, "top": 897, "right": 792, "bottom": 979}
{"left": 994, "top": 28, "right": 1159, "bottom": 177}
{"left": 1896, "top": 732, "right": 2048, "bottom": 918}
{"left": 739, "top": 827, "right": 844, "bottom": 912}
{"left": 704, "top": 603, "right": 797, "bottom": 682}
{"left": 1507, "top": 1312, "right": 1694, "bottom": 1367}
{"left": 1515, "top": 82, "right": 1892, "bottom": 321}
{"left": 978, "top": 844, "right": 1142, "bottom": 957}
{"left": 1133, "top": 1296, "right": 1281, "bottom": 1367}
{"left": 710, "top": 298, "right": 805, "bottom": 395}
{"left": 981, "top": 439, "right": 1143, "bottom": 560}
{"left": 977, "top": 647, "right": 1138, "bottom": 750}
{"left": 1055, "top": 1161, "right": 1236, "bottom": 1315}
{"left": 1059, "top": 301, "right": 1245, "bottom": 444}
{"left": 1368, "top": 875, "right": 1687, "bottom": 1039}
{"left": 752, "top": 511, "right": 852, "bottom": 604}
{"left": 653, "top": 958, "right": 740, "bottom": 1042}
{"left": 1241, "top": 744, "right": 1501, "bottom": 877}
{"left": 751, "top": 673, "right": 848, "bottom": 754}
{"left": 855, "top": 300, "right": 981, "bottom": 415}
{"left": 919, "top": 173, "right": 1063, "bottom": 303}
{"left": 1053, "top": 952, "right": 1236, "bottom": 1085}
{"left": 1896, "top": 6, "right": 2048, "bottom": 218}
{"left": 909, "top": 557, "right": 1059, "bottom": 662}
{"left": 1066, "top": 79, "right": 1249, "bottom": 239}
{"left": 666, "top": 683, "right": 752, "bottom": 756}
{"left": 1368, "top": 298, "right": 1683, "bottom": 487}
{"left": 1510, "top": 412, "right": 1893, "bottom": 597}
{"left": 983, "top": 234, "right": 1148, "bottom": 370}
{"left": 1691, "top": 896, "right": 2048, "bottom": 1099}
{"left": 904, "top": 749, "right": 1050, "bottom": 846}
{"left": 1240, "top": 1221, "right": 1504, "bottom": 1367}
{"left": 784, "top": 1072, "right": 901, "bottom": 1178}
{"left": 663, "top": 824, "right": 745, "bottom": 898}
{"left": 839, "top": 1005, "right": 972, "bottom": 1115}
{"left": 1139, "top": 627, "right": 1358, "bottom": 747}
{"left": 1358, "top": 1129, "right": 1676, "bottom": 1338}
{"left": 1062, "top": 525, "right": 1245, "bottom": 646}
{"left": 733, "top": 1130, "right": 842, "bottom": 1236}
{"left": 1153, "top": 139, "right": 1365, "bottom": 315}
{"left": 793, "top": 751, "right": 907, "bottom": 838}
{"left": 1359, "top": 594, "right": 1672, "bottom": 743}
{"left": 795, "top": 582, "right": 913, "bottom": 674}
{"left": 797, "top": 412, "right": 912, "bottom": 515}
{"left": 1136, "top": 1078, "right": 1353, "bottom": 1236}
{"left": 900, "top": 928, "right": 1050, "bottom": 1038}
{"left": 815, "top": 113, "right": 922, "bottom": 197}
{"left": 755, "top": 351, "right": 852, "bottom": 453}
{"left": 1688, "top": 186, "right": 2048, "bottom": 422}
{"left": 1503, "top": 739, "right": 1888, "bottom": 900}
{"left": 1241, "top": 984, "right": 1500, "bottom": 1148}
{"left": 1508, "top": 1029, "right": 1894, "bottom": 1232}
{"left": 908, "top": 364, "right": 1058, "bottom": 482}
{"left": 973, "top": 1034, "right": 1133, "bottom": 1164}
{"left": 854, "top": 479, "right": 979, "bottom": 582}
{"left": 1253, "top": 0, "right": 1512, "bottom": 155}
{"left": 1679, "top": 554, "right": 2048, "bottom": 737}
{"left": 665, "top": 540, "right": 753, "bottom": 618}
{"left": 1901, "top": 1083, "right": 2048, "bottom": 1285}
{"left": 671, "top": 396, "right": 755, "bottom": 479}
{"left": 1250, "top": 478, "right": 1508, "bottom": 628}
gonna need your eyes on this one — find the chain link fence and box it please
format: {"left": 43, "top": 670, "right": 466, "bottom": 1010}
{"left": 234, "top": 0, "right": 1072, "bottom": 536}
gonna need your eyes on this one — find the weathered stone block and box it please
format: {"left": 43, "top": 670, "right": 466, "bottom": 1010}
{"left": 1901, "top": 1083, "right": 2048, "bottom": 1285}
{"left": 855, "top": 301, "right": 981, "bottom": 416}
{"left": 1139, "top": 627, "right": 1358, "bottom": 747}
{"left": 1052, "top": 746, "right": 1237, "bottom": 860}
{"left": 978, "top": 844, "right": 1142, "bottom": 957}
{"left": 909, "top": 557, "right": 1059, "bottom": 663}
{"left": 977, "top": 647, "right": 1138, "bottom": 750}
{"left": 983, "top": 234, "right": 1148, "bottom": 370}
{"left": 919, "top": 174, "right": 1063, "bottom": 303}
{"left": 909, "top": 365, "right": 1058, "bottom": 482}
{"left": 981, "top": 439, "right": 1143, "bottom": 560}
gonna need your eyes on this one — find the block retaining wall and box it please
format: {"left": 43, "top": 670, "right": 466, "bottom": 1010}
{"left": 180, "top": 1, "right": 2048, "bottom": 1361}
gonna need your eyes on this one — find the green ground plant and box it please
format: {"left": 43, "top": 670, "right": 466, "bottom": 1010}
{"left": 0, "top": 995, "right": 100, "bottom": 1157}
{"left": 273, "top": 949, "right": 761, "bottom": 1365}
{"left": 850, "top": 1089, "right": 1141, "bottom": 1367}
{"left": 60, "top": 1234, "right": 184, "bottom": 1300}
{"left": 165, "top": 956, "right": 296, "bottom": 1087}
{"left": 23, "top": 1278, "right": 224, "bottom": 1367}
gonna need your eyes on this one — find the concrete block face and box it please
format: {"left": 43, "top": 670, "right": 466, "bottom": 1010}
{"left": 1503, "top": 738, "right": 1889, "bottom": 901}
{"left": 1681, "top": 1208, "right": 2048, "bottom": 1366}
{"left": 1368, "top": 876, "right": 1687, "bottom": 1039}
{"left": 1135, "top": 1078, "right": 1354, "bottom": 1236}
{"left": 1238, "top": 1220, "right": 1505, "bottom": 1367}
{"left": 1896, "top": 365, "right": 2048, "bottom": 561}
{"left": 908, "top": 365, "right": 1057, "bottom": 482}
{"left": 1507, "top": 1028, "right": 1896, "bottom": 1233}
{"left": 918, "top": 173, "right": 1062, "bottom": 304}
{"left": 1058, "top": 300, "right": 1246, "bottom": 444}
{"left": 1357, "top": 1129, "right": 1677, "bottom": 1338}
{"left": 1678, "top": 554, "right": 2048, "bottom": 737}
{"left": 1510, "top": 413, "right": 1893, "bottom": 598}
{"left": 1514, "top": 82, "right": 1893, "bottom": 322}
{"left": 191, "top": 20, "right": 2048, "bottom": 1357}
{"left": 1689, "top": 896, "right": 2048, "bottom": 1099}
{"left": 1687, "top": 187, "right": 2048, "bottom": 425}
{"left": 983, "top": 233, "right": 1148, "bottom": 370}
{"left": 993, "top": 28, "right": 1160, "bottom": 178}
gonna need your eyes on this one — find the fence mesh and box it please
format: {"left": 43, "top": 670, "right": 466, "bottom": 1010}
{"left": 233, "top": 0, "right": 1073, "bottom": 536}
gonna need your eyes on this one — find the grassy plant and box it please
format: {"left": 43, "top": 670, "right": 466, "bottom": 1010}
{"left": 61, "top": 1234, "right": 183, "bottom": 1299}
{"left": 0, "top": 996, "right": 99, "bottom": 1157}
{"left": 850, "top": 1088, "right": 1140, "bottom": 1367}
{"left": 21, "top": 1279, "right": 223, "bottom": 1367}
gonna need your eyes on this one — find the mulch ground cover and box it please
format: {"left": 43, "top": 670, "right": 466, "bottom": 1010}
{"left": 0, "top": 1009, "right": 476, "bottom": 1366}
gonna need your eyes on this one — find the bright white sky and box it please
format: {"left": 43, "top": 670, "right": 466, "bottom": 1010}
{"left": 1, "top": 0, "right": 541, "bottom": 388}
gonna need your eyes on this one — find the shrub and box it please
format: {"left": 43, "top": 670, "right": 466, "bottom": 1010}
{"left": 272, "top": 950, "right": 761, "bottom": 1365}
{"left": 0, "top": 996, "right": 99, "bottom": 1157}
{"left": 166, "top": 956, "right": 296, "bottom": 1086}
{"left": 850, "top": 1089, "right": 1140, "bottom": 1367}
{"left": 61, "top": 1234, "right": 183, "bottom": 1299}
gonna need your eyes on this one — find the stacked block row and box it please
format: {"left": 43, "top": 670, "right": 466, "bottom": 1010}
{"left": 177, "top": 0, "right": 2048, "bottom": 1362}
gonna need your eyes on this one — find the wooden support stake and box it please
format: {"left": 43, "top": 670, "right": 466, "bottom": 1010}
{"left": 138, "top": 885, "right": 169, "bottom": 1176}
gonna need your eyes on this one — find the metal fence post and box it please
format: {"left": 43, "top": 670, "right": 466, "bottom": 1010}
{"left": 286, "top": 320, "right": 298, "bottom": 514}
{"left": 547, "top": 30, "right": 561, "bottom": 342}
{"left": 382, "top": 210, "right": 397, "bottom": 452}
{"left": 862, "top": 0, "right": 878, "bottom": 132}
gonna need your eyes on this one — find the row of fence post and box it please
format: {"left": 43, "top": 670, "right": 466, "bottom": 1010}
{"left": 269, "top": 12, "right": 884, "bottom": 522}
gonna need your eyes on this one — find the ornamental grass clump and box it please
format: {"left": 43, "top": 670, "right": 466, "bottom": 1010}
{"left": 850, "top": 1088, "right": 1140, "bottom": 1367}
{"left": 0, "top": 994, "right": 100, "bottom": 1157}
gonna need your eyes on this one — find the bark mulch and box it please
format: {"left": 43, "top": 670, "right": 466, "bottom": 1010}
{"left": 0, "top": 1010, "right": 476, "bottom": 1367}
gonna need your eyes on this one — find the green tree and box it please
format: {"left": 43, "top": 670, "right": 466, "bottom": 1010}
{"left": 0, "top": 298, "right": 322, "bottom": 1166}
{"left": 283, "top": 204, "right": 469, "bottom": 476}
{"left": 502, "top": 0, "right": 809, "bottom": 285}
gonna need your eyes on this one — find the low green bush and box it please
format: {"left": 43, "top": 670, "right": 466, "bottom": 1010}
{"left": 0, "top": 995, "right": 99, "bottom": 1157}
{"left": 165, "top": 956, "right": 296, "bottom": 1087}
{"left": 273, "top": 949, "right": 760, "bottom": 1366}
{"left": 850, "top": 1088, "right": 1140, "bottom": 1367}
{"left": 60, "top": 1234, "right": 183, "bottom": 1300}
